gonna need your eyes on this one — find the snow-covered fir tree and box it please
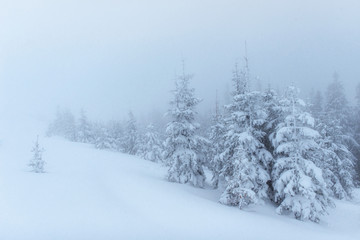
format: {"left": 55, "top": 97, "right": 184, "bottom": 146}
{"left": 123, "top": 111, "right": 138, "bottom": 155}
{"left": 262, "top": 87, "right": 283, "bottom": 153}
{"left": 77, "top": 109, "right": 94, "bottom": 143}
{"left": 29, "top": 136, "right": 45, "bottom": 173}
{"left": 261, "top": 87, "right": 284, "bottom": 199}
{"left": 209, "top": 94, "right": 226, "bottom": 188}
{"left": 217, "top": 63, "right": 271, "bottom": 208}
{"left": 137, "top": 124, "right": 163, "bottom": 162}
{"left": 323, "top": 73, "right": 359, "bottom": 154}
{"left": 315, "top": 74, "right": 357, "bottom": 195}
{"left": 301, "top": 83, "right": 355, "bottom": 199}
{"left": 324, "top": 73, "right": 351, "bottom": 140}
{"left": 107, "top": 121, "right": 124, "bottom": 152}
{"left": 163, "top": 69, "right": 205, "bottom": 188}
{"left": 270, "top": 86, "right": 331, "bottom": 222}
{"left": 316, "top": 132, "right": 354, "bottom": 199}
{"left": 93, "top": 123, "right": 115, "bottom": 150}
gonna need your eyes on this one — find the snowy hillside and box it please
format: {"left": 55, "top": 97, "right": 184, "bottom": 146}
{"left": 0, "top": 117, "right": 359, "bottom": 240}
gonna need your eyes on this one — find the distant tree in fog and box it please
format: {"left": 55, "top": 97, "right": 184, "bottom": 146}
{"left": 123, "top": 111, "right": 139, "bottom": 155}
{"left": 47, "top": 108, "right": 77, "bottom": 141}
{"left": 94, "top": 124, "right": 115, "bottom": 150}
{"left": 77, "top": 109, "right": 94, "bottom": 143}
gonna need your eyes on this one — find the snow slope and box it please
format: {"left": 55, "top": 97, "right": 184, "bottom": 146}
{"left": 0, "top": 116, "right": 360, "bottom": 240}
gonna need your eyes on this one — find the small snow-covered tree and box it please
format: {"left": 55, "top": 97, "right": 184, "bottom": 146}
{"left": 29, "top": 136, "right": 45, "bottom": 173}
{"left": 137, "top": 124, "right": 163, "bottom": 162}
{"left": 217, "top": 63, "right": 271, "bottom": 208}
{"left": 271, "top": 86, "right": 331, "bottom": 222}
{"left": 163, "top": 69, "right": 205, "bottom": 187}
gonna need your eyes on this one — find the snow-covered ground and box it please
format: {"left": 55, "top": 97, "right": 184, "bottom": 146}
{"left": 0, "top": 116, "right": 359, "bottom": 240}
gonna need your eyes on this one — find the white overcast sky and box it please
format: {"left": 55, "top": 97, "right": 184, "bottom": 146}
{"left": 0, "top": 0, "right": 359, "bottom": 121}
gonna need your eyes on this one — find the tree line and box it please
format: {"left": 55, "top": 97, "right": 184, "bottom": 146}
{"left": 47, "top": 63, "right": 360, "bottom": 223}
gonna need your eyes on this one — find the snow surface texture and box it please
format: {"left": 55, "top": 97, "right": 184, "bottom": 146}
{"left": 0, "top": 116, "right": 360, "bottom": 240}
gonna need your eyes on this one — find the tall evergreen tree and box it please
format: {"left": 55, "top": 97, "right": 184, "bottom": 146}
{"left": 270, "top": 86, "right": 331, "bottom": 222}
{"left": 163, "top": 69, "right": 205, "bottom": 187}
{"left": 320, "top": 74, "right": 357, "bottom": 191}
{"left": 306, "top": 85, "right": 355, "bottom": 198}
{"left": 217, "top": 63, "right": 271, "bottom": 208}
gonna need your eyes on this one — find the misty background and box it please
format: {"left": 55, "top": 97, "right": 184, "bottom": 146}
{"left": 0, "top": 0, "right": 359, "bottom": 123}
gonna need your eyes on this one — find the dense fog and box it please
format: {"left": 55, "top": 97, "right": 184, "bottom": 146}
{"left": 1, "top": 0, "right": 359, "bottom": 122}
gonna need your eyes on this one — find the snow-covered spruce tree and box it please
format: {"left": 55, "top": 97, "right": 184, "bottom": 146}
{"left": 305, "top": 90, "right": 354, "bottom": 198}
{"left": 137, "top": 124, "right": 163, "bottom": 162}
{"left": 163, "top": 70, "right": 205, "bottom": 188}
{"left": 77, "top": 109, "right": 94, "bottom": 143}
{"left": 93, "top": 123, "right": 115, "bottom": 150}
{"left": 123, "top": 111, "right": 138, "bottom": 155}
{"left": 107, "top": 120, "right": 124, "bottom": 152}
{"left": 209, "top": 97, "right": 226, "bottom": 188}
{"left": 217, "top": 63, "right": 271, "bottom": 208}
{"left": 324, "top": 73, "right": 353, "bottom": 142}
{"left": 29, "top": 136, "right": 45, "bottom": 173}
{"left": 316, "top": 75, "right": 357, "bottom": 195}
{"left": 262, "top": 87, "right": 283, "bottom": 154}
{"left": 261, "top": 87, "right": 283, "bottom": 200}
{"left": 316, "top": 132, "right": 354, "bottom": 199}
{"left": 270, "top": 86, "right": 331, "bottom": 222}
